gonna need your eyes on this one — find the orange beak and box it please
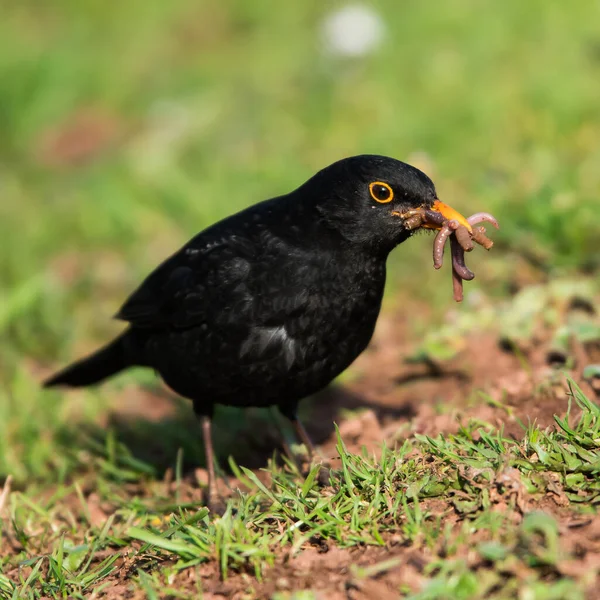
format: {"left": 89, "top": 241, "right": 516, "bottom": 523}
{"left": 426, "top": 200, "right": 472, "bottom": 232}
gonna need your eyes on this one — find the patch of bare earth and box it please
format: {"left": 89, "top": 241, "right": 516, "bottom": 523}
{"left": 160, "top": 516, "right": 600, "bottom": 600}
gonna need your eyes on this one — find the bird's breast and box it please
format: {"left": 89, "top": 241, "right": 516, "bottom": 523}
{"left": 143, "top": 252, "right": 387, "bottom": 405}
{"left": 273, "top": 258, "right": 386, "bottom": 370}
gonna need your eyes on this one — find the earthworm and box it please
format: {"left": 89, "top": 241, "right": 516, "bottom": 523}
{"left": 433, "top": 219, "right": 459, "bottom": 270}
{"left": 450, "top": 235, "right": 475, "bottom": 281}
{"left": 423, "top": 209, "right": 446, "bottom": 228}
{"left": 449, "top": 212, "right": 498, "bottom": 301}
{"left": 414, "top": 206, "right": 499, "bottom": 302}
{"left": 467, "top": 212, "right": 500, "bottom": 230}
{"left": 471, "top": 226, "right": 494, "bottom": 250}
{"left": 452, "top": 266, "right": 464, "bottom": 302}
{"left": 404, "top": 214, "right": 425, "bottom": 231}
{"left": 454, "top": 225, "right": 474, "bottom": 252}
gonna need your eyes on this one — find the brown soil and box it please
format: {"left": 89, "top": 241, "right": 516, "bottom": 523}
{"left": 7, "top": 298, "right": 600, "bottom": 598}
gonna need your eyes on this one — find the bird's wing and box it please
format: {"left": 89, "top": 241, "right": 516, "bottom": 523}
{"left": 114, "top": 233, "right": 311, "bottom": 331}
{"left": 115, "top": 234, "right": 248, "bottom": 328}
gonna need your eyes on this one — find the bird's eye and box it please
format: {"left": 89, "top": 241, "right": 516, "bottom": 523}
{"left": 369, "top": 181, "right": 394, "bottom": 204}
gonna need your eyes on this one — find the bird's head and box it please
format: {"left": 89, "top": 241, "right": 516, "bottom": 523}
{"left": 304, "top": 155, "right": 470, "bottom": 254}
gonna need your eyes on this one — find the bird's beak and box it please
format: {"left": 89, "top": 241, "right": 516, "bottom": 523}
{"left": 427, "top": 200, "right": 473, "bottom": 232}
{"left": 394, "top": 199, "right": 473, "bottom": 232}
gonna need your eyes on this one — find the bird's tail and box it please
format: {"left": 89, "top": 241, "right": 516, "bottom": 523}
{"left": 44, "top": 332, "right": 131, "bottom": 388}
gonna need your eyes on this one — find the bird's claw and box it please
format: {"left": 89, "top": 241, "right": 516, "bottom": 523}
{"left": 204, "top": 490, "right": 227, "bottom": 516}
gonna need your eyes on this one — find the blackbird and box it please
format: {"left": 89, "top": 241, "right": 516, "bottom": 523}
{"left": 44, "top": 154, "right": 466, "bottom": 508}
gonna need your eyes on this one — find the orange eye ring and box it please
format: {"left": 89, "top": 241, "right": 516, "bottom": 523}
{"left": 369, "top": 181, "right": 394, "bottom": 204}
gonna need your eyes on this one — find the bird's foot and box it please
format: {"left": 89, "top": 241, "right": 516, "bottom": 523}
{"left": 316, "top": 462, "right": 331, "bottom": 487}
{"left": 204, "top": 488, "right": 227, "bottom": 516}
{"left": 298, "top": 456, "right": 331, "bottom": 487}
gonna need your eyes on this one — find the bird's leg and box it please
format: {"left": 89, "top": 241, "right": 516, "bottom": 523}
{"left": 269, "top": 407, "right": 299, "bottom": 467}
{"left": 291, "top": 417, "right": 316, "bottom": 461}
{"left": 200, "top": 415, "right": 218, "bottom": 506}
{"left": 279, "top": 405, "right": 329, "bottom": 486}
{"left": 278, "top": 403, "right": 317, "bottom": 462}
{"left": 193, "top": 406, "right": 225, "bottom": 514}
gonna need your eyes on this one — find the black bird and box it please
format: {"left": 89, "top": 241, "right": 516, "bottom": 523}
{"left": 44, "top": 155, "right": 463, "bottom": 508}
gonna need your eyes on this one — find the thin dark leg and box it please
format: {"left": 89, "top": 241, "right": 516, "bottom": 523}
{"left": 291, "top": 417, "right": 316, "bottom": 460}
{"left": 193, "top": 401, "right": 224, "bottom": 512}
{"left": 269, "top": 407, "right": 300, "bottom": 467}
{"left": 280, "top": 437, "right": 295, "bottom": 463}
{"left": 278, "top": 402, "right": 317, "bottom": 460}
{"left": 201, "top": 415, "right": 219, "bottom": 508}
{"left": 293, "top": 419, "right": 331, "bottom": 486}
{"left": 279, "top": 403, "right": 328, "bottom": 485}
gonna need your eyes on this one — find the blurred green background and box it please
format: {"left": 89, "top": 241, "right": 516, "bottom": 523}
{"left": 1, "top": 0, "right": 600, "bottom": 481}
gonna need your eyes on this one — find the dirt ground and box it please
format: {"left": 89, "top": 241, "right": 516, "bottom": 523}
{"left": 99, "top": 297, "right": 600, "bottom": 597}
{"left": 5, "top": 297, "right": 600, "bottom": 599}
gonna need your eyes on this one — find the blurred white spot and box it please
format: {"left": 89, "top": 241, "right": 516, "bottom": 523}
{"left": 321, "top": 5, "right": 384, "bottom": 57}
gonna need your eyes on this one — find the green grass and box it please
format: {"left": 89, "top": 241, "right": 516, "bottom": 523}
{"left": 2, "top": 0, "right": 600, "bottom": 487}
{"left": 1, "top": 378, "right": 598, "bottom": 598}
{"left": 1, "top": 0, "right": 600, "bottom": 597}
